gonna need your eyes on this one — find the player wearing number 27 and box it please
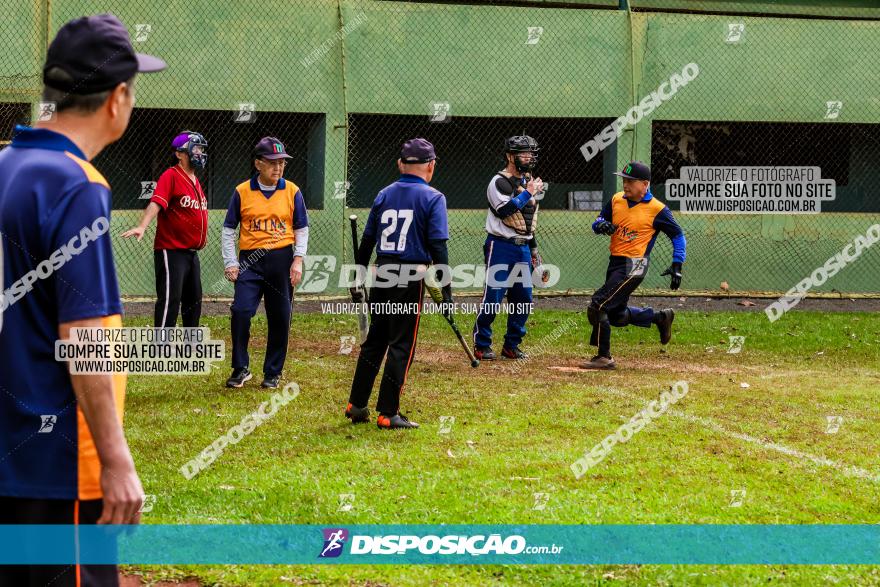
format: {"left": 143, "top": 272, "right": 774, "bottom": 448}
{"left": 345, "top": 138, "right": 451, "bottom": 430}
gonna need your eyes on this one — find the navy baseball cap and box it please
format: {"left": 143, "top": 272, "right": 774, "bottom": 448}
{"left": 255, "top": 137, "right": 292, "bottom": 160}
{"left": 43, "top": 14, "right": 166, "bottom": 95}
{"left": 400, "top": 138, "right": 436, "bottom": 164}
{"left": 614, "top": 161, "right": 651, "bottom": 181}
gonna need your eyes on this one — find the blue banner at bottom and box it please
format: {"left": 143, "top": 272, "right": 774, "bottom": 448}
{"left": 1, "top": 525, "right": 878, "bottom": 565}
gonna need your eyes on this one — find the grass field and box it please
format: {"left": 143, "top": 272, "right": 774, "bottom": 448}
{"left": 121, "top": 305, "right": 880, "bottom": 586}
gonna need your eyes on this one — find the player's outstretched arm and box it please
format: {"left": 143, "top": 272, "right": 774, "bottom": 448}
{"left": 120, "top": 202, "right": 161, "bottom": 241}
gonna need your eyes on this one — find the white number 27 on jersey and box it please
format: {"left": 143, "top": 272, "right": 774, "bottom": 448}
{"left": 379, "top": 209, "right": 414, "bottom": 253}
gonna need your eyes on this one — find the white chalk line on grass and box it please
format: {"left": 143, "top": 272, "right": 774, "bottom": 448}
{"left": 595, "top": 385, "right": 879, "bottom": 483}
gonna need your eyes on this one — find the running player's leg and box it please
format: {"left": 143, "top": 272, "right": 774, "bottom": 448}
{"left": 376, "top": 279, "right": 423, "bottom": 416}
{"left": 625, "top": 287, "right": 673, "bottom": 343}
{"left": 626, "top": 306, "right": 654, "bottom": 327}
{"left": 602, "top": 274, "right": 645, "bottom": 338}
{"left": 180, "top": 250, "right": 202, "bottom": 327}
{"left": 588, "top": 260, "right": 630, "bottom": 358}
{"left": 262, "top": 248, "right": 293, "bottom": 378}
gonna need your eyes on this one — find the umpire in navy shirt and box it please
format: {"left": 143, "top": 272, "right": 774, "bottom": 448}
{"left": 345, "top": 138, "right": 451, "bottom": 430}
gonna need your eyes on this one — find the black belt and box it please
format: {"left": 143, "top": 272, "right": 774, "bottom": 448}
{"left": 491, "top": 234, "right": 531, "bottom": 246}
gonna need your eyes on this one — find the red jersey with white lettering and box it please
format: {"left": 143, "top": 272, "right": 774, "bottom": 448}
{"left": 151, "top": 165, "right": 209, "bottom": 250}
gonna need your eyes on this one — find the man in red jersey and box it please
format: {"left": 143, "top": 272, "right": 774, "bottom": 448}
{"left": 122, "top": 130, "right": 209, "bottom": 326}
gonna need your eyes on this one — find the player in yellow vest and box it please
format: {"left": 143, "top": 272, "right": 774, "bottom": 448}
{"left": 221, "top": 137, "right": 309, "bottom": 388}
{"left": 583, "top": 161, "right": 686, "bottom": 370}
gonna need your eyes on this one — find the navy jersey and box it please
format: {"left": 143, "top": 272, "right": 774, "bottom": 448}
{"left": 0, "top": 126, "right": 125, "bottom": 499}
{"left": 363, "top": 174, "right": 448, "bottom": 263}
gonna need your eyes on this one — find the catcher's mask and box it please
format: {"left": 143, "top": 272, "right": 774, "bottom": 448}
{"left": 173, "top": 130, "right": 208, "bottom": 169}
{"left": 504, "top": 135, "right": 539, "bottom": 173}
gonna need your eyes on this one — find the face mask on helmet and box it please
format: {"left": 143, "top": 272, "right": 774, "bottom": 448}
{"left": 512, "top": 152, "right": 537, "bottom": 173}
{"left": 505, "top": 135, "right": 539, "bottom": 173}
{"left": 178, "top": 132, "right": 208, "bottom": 169}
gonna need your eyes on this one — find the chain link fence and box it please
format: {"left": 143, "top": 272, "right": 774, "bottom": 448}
{"left": 2, "top": 1, "right": 878, "bottom": 298}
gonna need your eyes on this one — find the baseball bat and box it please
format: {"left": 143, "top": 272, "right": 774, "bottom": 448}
{"left": 424, "top": 280, "right": 479, "bottom": 368}
{"left": 348, "top": 215, "right": 369, "bottom": 342}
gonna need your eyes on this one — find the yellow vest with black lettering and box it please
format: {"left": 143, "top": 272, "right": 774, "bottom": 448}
{"left": 235, "top": 177, "right": 299, "bottom": 250}
{"left": 609, "top": 192, "right": 667, "bottom": 258}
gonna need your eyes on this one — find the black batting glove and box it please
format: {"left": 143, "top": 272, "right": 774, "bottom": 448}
{"left": 661, "top": 262, "right": 683, "bottom": 290}
{"left": 594, "top": 220, "right": 617, "bottom": 236}
{"left": 349, "top": 287, "right": 364, "bottom": 303}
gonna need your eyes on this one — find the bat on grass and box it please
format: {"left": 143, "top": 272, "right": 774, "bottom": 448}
{"left": 424, "top": 276, "right": 479, "bottom": 368}
{"left": 349, "top": 215, "right": 369, "bottom": 342}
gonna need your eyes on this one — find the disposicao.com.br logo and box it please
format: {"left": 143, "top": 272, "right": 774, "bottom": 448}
{"left": 319, "top": 528, "right": 349, "bottom": 558}
{"left": 318, "top": 529, "right": 563, "bottom": 558}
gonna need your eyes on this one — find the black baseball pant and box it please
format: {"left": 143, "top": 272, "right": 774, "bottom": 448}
{"left": 588, "top": 256, "right": 657, "bottom": 358}
{"left": 154, "top": 248, "right": 202, "bottom": 327}
{"left": 0, "top": 497, "right": 118, "bottom": 587}
{"left": 349, "top": 266, "right": 424, "bottom": 416}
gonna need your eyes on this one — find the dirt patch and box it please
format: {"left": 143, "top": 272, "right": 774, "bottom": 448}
{"left": 547, "top": 358, "right": 738, "bottom": 375}
{"left": 549, "top": 365, "right": 592, "bottom": 373}
{"left": 123, "top": 294, "right": 880, "bottom": 318}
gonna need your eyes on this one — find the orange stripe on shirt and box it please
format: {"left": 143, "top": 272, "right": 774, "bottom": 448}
{"left": 74, "top": 500, "right": 82, "bottom": 587}
{"left": 64, "top": 152, "right": 110, "bottom": 189}
{"left": 77, "top": 314, "right": 127, "bottom": 500}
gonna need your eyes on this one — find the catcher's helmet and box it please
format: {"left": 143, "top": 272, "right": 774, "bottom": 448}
{"left": 504, "top": 135, "right": 539, "bottom": 172}
{"left": 172, "top": 130, "right": 208, "bottom": 169}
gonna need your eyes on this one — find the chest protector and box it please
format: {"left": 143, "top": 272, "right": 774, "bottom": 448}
{"left": 497, "top": 172, "right": 539, "bottom": 236}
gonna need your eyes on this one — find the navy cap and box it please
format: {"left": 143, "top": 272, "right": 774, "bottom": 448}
{"left": 254, "top": 137, "right": 292, "bottom": 160}
{"left": 43, "top": 14, "right": 166, "bottom": 95}
{"left": 614, "top": 161, "right": 651, "bottom": 181}
{"left": 400, "top": 138, "right": 436, "bottom": 164}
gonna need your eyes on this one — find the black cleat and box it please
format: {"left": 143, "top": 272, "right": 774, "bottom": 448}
{"left": 581, "top": 355, "right": 616, "bottom": 370}
{"left": 474, "top": 346, "right": 496, "bottom": 361}
{"left": 345, "top": 403, "right": 370, "bottom": 424}
{"left": 501, "top": 346, "right": 528, "bottom": 360}
{"left": 226, "top": 367, "right": 253, "bottom": 388}
{"left": 656, "top": 308, "right": 675, "bottom": 345}
{"left": 377, "top": 413, "right": 419, "bottom": 429}
{"left": 261, "top": 375, "right": 281, "bottom": 389}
